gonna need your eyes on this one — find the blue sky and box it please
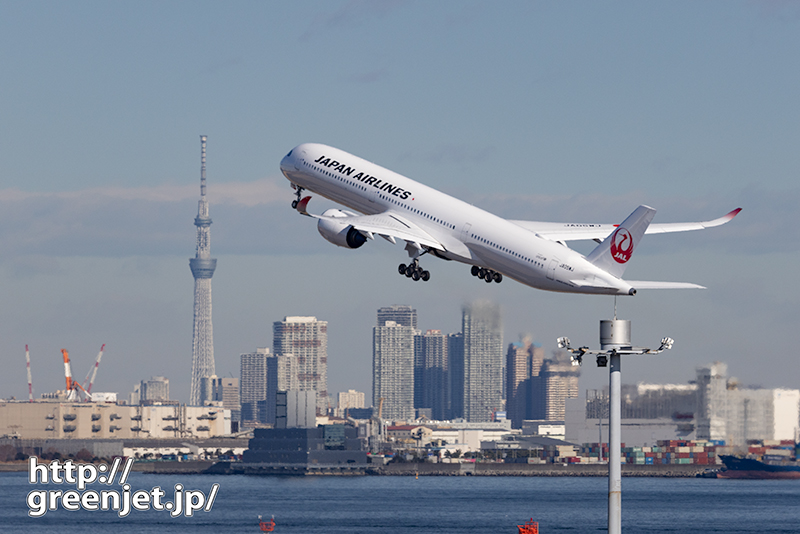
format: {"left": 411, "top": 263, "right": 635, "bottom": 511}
{"left": 1, "top": 1, "right": 798, "bottom": 402}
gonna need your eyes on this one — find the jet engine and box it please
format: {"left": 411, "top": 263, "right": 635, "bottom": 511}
{"left": 317, "top": 209, "right": 368, "bottom": 249}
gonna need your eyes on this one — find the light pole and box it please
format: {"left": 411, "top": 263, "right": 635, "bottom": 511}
{"left": 558, "top": 319, "right": 673, "bottom": 534}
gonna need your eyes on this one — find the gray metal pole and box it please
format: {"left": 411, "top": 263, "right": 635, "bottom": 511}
{"left": 600, "top": 319, "right": 629, "bottom": 534}
{"left": 608, "top": 352, "right": 622, "bottom": 534}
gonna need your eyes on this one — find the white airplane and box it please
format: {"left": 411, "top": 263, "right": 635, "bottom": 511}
{"left": 279, "top": 143, "right": 740, "bottom": 296}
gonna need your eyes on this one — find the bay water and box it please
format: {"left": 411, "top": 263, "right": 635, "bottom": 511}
{"left": 2, "top": 471, "right": 799, "bottom": 533}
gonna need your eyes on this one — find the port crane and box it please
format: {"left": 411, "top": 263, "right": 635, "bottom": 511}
{"left": 25, "top": 345, "right": 34, "bottom": 402}
{"left": 81, "top": 344, "right": 106, "bottom": 394}
{"left": 62, "top": 349, "right": 91, "bottom": 401}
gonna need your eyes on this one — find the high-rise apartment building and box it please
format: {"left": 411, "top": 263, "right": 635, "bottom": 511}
{"left": 336, "top": 389, "right": 366, "bottom": 418}
{"left": 377, "top": 305, "right": 417, "bottom": 330}
{"left": 373, "top": 320, "right": 416, "bottom": 421}
{"left": 540, "top": 351, "right": 580, "bottom": 421}
{"left": 695, "top": 362, "right": 728, "bottom": 441}
{"left": 415, "top": 330, "right": 450, "bottom": 420}
{"left": 461, "top": 301, "right": 503, "bottom": 422}
{"left": 240, "top": 348, "right": 270, "bottom": 424}
{"left": 273, "top": 316, "right": 328, "bottom": 414}
{"left": 139, "top": 376, "right": 170, "bottom": 403}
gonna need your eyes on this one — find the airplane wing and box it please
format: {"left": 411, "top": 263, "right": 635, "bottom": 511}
{"left": 297, "top": 196, "right": 444, "bottom": 251}
{"left": 510, "top": 208, "right": 741, "bottom": 243}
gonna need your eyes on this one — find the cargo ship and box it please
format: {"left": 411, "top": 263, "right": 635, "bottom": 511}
{"left": 718, "top": 455, "right": 800, "bottom": 479}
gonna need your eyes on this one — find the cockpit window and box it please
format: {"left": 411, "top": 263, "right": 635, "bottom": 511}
{"left": 286, "top": 150, "right": 293, "bottom": 157}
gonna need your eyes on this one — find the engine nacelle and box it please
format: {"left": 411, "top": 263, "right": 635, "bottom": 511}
{"left": 317, "top": 209, "right": 368, "bottom": 249}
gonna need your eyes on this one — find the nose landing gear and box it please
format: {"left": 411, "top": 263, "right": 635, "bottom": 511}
{"left": 470, "top": 265, "right": 502, "bottom": 283}
{"left": 291, "top": 185, "right": 305, "bottom": 209}
{"left": 398, "top": 260, "right": 430, "bottom": 282}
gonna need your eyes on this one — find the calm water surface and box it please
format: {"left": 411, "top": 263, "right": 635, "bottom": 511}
{"left": 2, "top": 471, "right": 799, "bottom": 533}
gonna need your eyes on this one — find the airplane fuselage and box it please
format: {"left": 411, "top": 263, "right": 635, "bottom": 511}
{"left": 281, "top": 143, "right": 634, "bottom": 295}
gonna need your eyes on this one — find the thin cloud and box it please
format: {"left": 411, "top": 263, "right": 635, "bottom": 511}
{"left": 298, "top": 0, "right": 409, "bottom": 42}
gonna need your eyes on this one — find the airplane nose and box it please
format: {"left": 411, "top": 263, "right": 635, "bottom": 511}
{"left": 280, "top": 151, "right": 294, "bottom": 174}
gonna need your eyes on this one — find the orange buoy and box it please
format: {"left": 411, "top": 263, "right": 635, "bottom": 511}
{"left": 258, "top": 515, "right": 276, "bottom": 532}
{"left": 517, "top": 518, "right": 539, "bottom": 534}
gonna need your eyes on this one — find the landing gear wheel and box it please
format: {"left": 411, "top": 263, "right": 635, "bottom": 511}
{"left": 398, "top": 263, "right": 407, "bottom": 275}
{"left": 493, "top": 272, "right": 503, "bottom": 283}
{"left": 405, "top": 266, "right": 415, "bottom": 277}
{"left": 291, "top": 185, "right": 305, "bottom": 209}
{"left": 471, "top": 266, "right": 480, "bottom": 277}
{"left": 478, "top": 268, "right": 486, "bottom": 278}
{"left": 412, "top": 270, "right": 421, "bottom": 281}
{"left": 421, "top": 270, "right": 430, "bottom": 282}
{"left": 484, "top": 272, "right": 493, "bottom": 283}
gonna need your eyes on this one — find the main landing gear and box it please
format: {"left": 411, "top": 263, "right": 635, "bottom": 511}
{"left": 398, "top": 260, "right": 430, "bottom": 282}
{"left": 471, "top": 265, "right": 503, "bottom": 284}
{"left": 291, "top": 185, "right": 305, "bottom": 209}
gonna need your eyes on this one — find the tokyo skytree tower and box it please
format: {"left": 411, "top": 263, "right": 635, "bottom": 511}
{"left": 189, "top": 135, "right": 217, "bottom": 405}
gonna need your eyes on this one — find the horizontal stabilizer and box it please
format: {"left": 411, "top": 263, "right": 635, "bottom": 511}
{"left": 626, "top": 281, "right": 706, "bottom": 290}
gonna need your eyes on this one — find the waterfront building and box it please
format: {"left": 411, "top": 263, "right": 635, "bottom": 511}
{"left": 0, "top": 401, "right": 229, "bottom": 439}
{"left": 242, "top": 425, "right": 367, "bottom": 466}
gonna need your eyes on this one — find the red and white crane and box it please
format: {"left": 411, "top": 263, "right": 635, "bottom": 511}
{"left": 82, "top": 344, "right": 106, "bottom": 394}
{"left": 62, "top": 349, "right": 90, "bottom": 401}
{"left": 25, "top": 345, "right": 33, "bottom": 402}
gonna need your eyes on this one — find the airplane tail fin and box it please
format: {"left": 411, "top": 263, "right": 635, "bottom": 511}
{"left": 586, "top": 205, "right": 656, "bottom": 278}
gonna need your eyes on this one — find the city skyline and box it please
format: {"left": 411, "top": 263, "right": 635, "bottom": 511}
{"left": 1, "top": 3, "right": 798, "bottom": 403}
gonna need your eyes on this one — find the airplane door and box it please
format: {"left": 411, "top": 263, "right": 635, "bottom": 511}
{"left": 294, "top": 150, "right": 306, "bottom": 171}
{"left": 461, "top": 223, "right": 472, "bottom": 241}
{"left": 547, "top": 258, "right": 559, "bottom": 280}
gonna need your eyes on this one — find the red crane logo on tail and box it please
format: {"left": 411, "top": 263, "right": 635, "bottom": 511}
{"left": 609, "top": 227, "right": 634, "bottom": 264}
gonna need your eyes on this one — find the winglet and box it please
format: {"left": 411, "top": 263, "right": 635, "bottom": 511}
{"left": 712, "top": 207, "right": 742, "bottom": 227}
{"left": 296, "top": 196, "right": 311, "bottom": 215}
